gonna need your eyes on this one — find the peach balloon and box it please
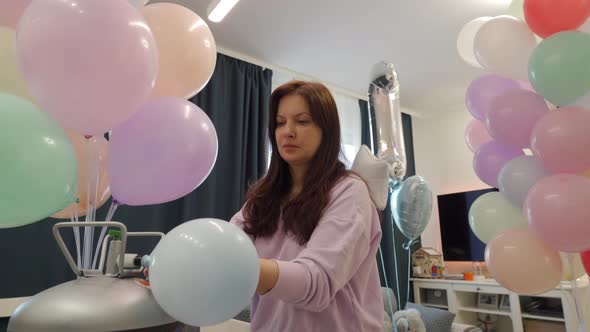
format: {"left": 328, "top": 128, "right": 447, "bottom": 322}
{"left": 142, "top": 3, "right": 217, "bottom": 99}
{"left": 52, "top": 131, "right": 110, "bottom": 219}
{"left": 485, "top": 228, "right": 562, "bottom": 295}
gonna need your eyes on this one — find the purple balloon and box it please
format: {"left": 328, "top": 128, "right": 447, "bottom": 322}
{"left": 487, "top": 89, "right": 549, "bottom": 148}
{"left": 474, "top": 141, "right": 524, "bottom": 188}
{"left": 109, "top": 97, "right": 218, "bottom": 206}
{"left": 466, "top": 75, "right": 521, "bottom": 121}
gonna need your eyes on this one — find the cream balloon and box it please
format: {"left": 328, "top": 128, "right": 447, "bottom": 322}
{"left": 474, "top": 15, "right": 537, "bottom": 80}
{"left": 579, "top": 18, "right": 590, "bottom": 33}
{"left": 0, "top": 27, "right": 31, "bottom": 101}
{"left": 508, "top": 0, "right": 525, "bottom": 20}
{"left": 468, "top": 192, "right": 528, "bottom": 244}
{"left": 457, "top": 17, "right": 492, "bottom": 68}
{"left": 142, "top": 3, "right": 217, "bottom": 99}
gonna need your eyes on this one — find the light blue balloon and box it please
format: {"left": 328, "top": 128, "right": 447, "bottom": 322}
{"left": 391, "top": 176, "right": 433, "bottom": 241}
{"left": 498, "top": 155, "right": 548, "bottom": 208}
{"left": 148, "top": 218, "right": 259, "bottom": 327}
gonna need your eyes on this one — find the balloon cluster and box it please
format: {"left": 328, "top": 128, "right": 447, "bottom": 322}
{"left": 0, "top": 0, "right": 218, "bottom": 226}
{"left": 1, "top": 1, "right": 260, "bottom": 328}
{"left": 457, "top": 0, "right": 590, "bottom": 296}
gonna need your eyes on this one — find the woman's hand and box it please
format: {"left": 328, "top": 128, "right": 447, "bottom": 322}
{"left": 257, "top": 259, "right": 279, "bottom": 295}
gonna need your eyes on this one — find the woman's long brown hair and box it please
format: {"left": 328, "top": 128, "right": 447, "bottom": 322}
{"left": 242, "top": 80, "right": 349, "bottom": 245}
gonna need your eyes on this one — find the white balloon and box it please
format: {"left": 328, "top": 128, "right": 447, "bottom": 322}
{"left": 149, "top": 219, "right": 259, "bottom": 327}
{"left": 457, "top": 17, "right": 492, "bottom": 68}
{"left": 474, "top": 15, "right": 537, "bottom": 80}
{"left": 129, "top": 0, "right": 149, "bottom": 8}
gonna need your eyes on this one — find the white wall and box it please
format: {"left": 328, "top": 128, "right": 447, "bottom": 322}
{"left": 412, "top": 109, "right": 490, "bottom": 253}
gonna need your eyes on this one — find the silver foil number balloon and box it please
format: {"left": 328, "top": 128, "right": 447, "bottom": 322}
{"left": 369, "top": 62, "right": 406, "bottom": 182}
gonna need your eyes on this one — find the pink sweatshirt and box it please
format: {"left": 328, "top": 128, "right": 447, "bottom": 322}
{"left": 230, "top": 175, "right": 384, "bottom": 331}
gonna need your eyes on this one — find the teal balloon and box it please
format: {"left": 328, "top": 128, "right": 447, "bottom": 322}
{"left": 529, "top": 31, "right": 590, "bottom": 106}
{"left": 0, "top": 93, "right": 77, "bottom": 228}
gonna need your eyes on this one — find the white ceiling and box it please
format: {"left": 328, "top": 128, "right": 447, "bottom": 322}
{"left": 154, "top": 0, "right": 513, "bottom": 116}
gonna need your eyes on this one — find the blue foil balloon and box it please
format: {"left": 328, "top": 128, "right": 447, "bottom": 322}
{"left": 390, "top": 176, "right": 433, "bottom": 241}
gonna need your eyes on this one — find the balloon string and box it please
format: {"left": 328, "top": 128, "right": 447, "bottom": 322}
{"left": 406, "top": 245, "right": 413, "bottom": 307}
{"left": 567, "top": 254, "right": 587, "bottom": 331}
{"left": 92, "top": 201, "right": 119, "bottom": 270}
{"left": 82, "top": 136, "right": 100, "bottom": 270}
{"left": 69, "top": 206, "right": 81, "bottom": 269}
{"left": 378, "top": 245, "right": 397, "bottom": 332}
{"left": 388, "top": 192, "right": 402, "bottom": 311}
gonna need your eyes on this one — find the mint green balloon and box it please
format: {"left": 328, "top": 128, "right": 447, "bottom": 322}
{"left": 0, "top": 93, "right": 77, "bottom": 228}
{"left": 468, "top": 192, "right": 528, "bottom": 244}
{"left": 529, "top": 31, "right": 590, "bottom": 106}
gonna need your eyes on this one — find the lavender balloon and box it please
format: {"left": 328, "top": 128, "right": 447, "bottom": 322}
{"left": 474, "top": 141, "right": 523, "bottom": 188}
{"left": 499, "top": 156, "right": 548, "bottom": 208}
{"left": 487, "top": 89, "right": 549, "bottom": 148}
{"left": 109, "top": 97, "right": 218, "bottom": 206}
{"left": 465, "top": 75, "right": 521, "bottom": 121}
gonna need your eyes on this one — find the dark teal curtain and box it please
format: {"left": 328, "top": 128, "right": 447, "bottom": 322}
{"left": 0, "top": 54, "right": 272, "bottom": 330}
{"left": 359, "top": 99, "right": 416, "bottom": 308}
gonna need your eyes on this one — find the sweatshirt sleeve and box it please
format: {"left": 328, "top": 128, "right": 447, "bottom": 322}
{"left": 230, "top": 209, "right": 255, "bottom": 243}
{"left": 230, "top": 210, "right": 246, "bottom": 230}
{"left": 264, "top": 177, "right": 375, "bottom": 312}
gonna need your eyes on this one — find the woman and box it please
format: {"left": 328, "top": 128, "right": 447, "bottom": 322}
{"left": 231, "top": 80, "right": 384, "bottom": 331}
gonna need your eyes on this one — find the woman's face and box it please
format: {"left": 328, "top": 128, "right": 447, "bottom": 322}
{"left": 275, "top": 94, "right": 322, "bottom": 167}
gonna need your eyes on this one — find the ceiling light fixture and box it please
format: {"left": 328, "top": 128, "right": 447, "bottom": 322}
{"left": 207, "top": 0, "right": 240, "bottom": 23}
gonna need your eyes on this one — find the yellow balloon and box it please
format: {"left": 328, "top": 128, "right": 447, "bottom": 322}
{"left": 560, "top": 253, "right": 586, "bottom": 281}
{"left": 508, "top": 0, "right": 525, "bottom": 21}
{"left": 584, "top": 169, "right": 590, "bottom": 178}
{"left": 0, "top": 27, "right": 32, "bottom": 101}
{"left": 507, "top": 0, "right": 543, "bottom": 43}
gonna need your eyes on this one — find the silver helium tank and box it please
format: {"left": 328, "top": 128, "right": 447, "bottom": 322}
{"left": 7, "top": 221, "right": 178, "bottom": 332}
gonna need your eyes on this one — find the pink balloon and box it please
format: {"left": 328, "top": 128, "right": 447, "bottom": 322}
{"left": 487, "top": 89, "right": 549, "bottom": 148}
{"left": 465, "top": 118, "right": 492, "bottom": 153}
{"left": 474, "top": 141, "right": 524, "bottom": 187}
{"left": 531, "top": 107, "right": 590, "bottom": 173}
{"left": 109, "top": 97, "right": 218, "bottom": 206}
{"left": 16, "top": 0, "right": 158, "bottom": 136}
{"left": 485, "top": 228, "right": 562, "bottom": 295}
{"left": 525, "top": 174, "right": 590, "bottom": 252}
{"left": 0, "top": 0, "right": 31, "bottom": 28}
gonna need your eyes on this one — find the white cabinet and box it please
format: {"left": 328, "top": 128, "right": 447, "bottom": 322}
{"left": 412, "top": 278, "right": 584, "bottom": 332}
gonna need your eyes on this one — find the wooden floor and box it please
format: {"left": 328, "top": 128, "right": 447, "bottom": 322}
{"left": 201, "top": 320, "right": 250, "bottom": 332}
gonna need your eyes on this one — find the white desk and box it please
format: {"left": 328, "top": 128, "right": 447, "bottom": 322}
{"left": 412, "top": 278, "right": 587, "bottom": 332}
